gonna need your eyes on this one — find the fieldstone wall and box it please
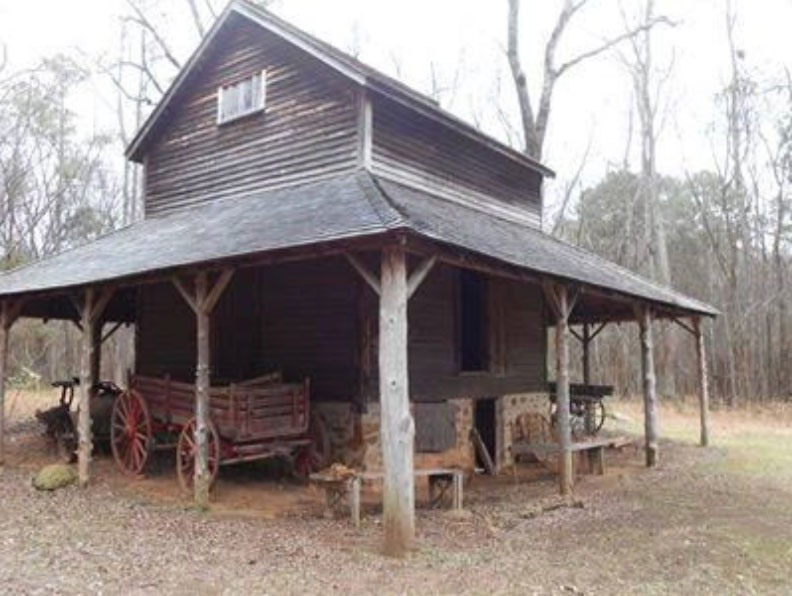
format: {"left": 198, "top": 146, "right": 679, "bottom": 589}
{"left": 361, "top": 399, "right": 476, "bottom": 473}
{"left": 311, "top": 402, "right": 366, "bottom": 467}
{"left": 314, "top": 394, "right": 548, "bottom": 474}
{"left": 496, "top": 392, "right": 549, "bottom": 469}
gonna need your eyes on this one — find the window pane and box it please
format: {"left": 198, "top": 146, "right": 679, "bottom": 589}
{"left": 240, "top": 79, "right": 253, "bottom": 112}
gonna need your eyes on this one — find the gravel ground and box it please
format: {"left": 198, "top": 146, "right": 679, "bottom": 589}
{"left": 1, "top": 413, "right": 791, "bottom": 594}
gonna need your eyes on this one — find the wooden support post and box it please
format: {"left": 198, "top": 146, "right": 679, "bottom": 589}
{"left": 379, "top": 245, "right": 415, "bottom": 557}
{"left": 554, "top": 287, "right": 573, "bottom": 495}
{"left": 194, "top": 272, "right": 211, "bottom": 508}
{"left": 76, "top": 287, "right": 114, "bottom": 487}
{"left": 637, "top": 306, "right": 659, "bottom": 467}
{"left": 172, "top": 268, "right": 234, "bottom": 508}
{"left": 0, "top": 301, "right": 22, "bottom": 466}
{"left": 581, "top": 323, "right": 595, "bottom": 435}
{"left": 693, "top": 317, "right": 711, "bottom": 447}
{"left": 543, "top": 281, "right": 574, "bottom": 495}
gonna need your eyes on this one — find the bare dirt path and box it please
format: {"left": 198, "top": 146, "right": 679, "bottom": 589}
{"left": 1, "top": 398, "right": 791, "bottom": 595}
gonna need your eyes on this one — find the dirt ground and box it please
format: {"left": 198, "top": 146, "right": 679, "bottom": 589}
{"left": 1, "top": 389, "right": 791, "bottom": 595}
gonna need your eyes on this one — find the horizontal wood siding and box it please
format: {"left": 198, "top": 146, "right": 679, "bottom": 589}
{"left": 258, "top": 257, "right": 359, "bottom": 401}
{"left": 368, "top": 263, "right": 548, "bottom": 402}
{"left": 144, "top": 14, "right": 359, "bottom": 215}
{"left": 370, "top": 95, "right": 544, "bottom": 227}
{"left": 136, "top": 282, "right": 196, "bottom": 381}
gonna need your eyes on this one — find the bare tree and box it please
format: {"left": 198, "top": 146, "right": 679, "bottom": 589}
{"left": 506, "top": 0, "right": 673, "bottom": 161}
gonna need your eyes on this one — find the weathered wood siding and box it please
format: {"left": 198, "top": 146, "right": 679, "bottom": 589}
{"left": 143, "top": 14, "right": 359, "bottom": 215}
{"left": 370, "top": 95, "right": 544, "bottom": 227}
{"left": 136, "top": 258, "right": 360, "bottom": 401}
{"left": 136, "top": 259, "right": 546, "bottom": 405}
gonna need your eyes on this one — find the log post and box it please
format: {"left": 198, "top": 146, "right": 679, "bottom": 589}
{"left": 379, "top": 245, "right": 414, "bottom": 557}
{"left": 693, "top": 317, "right": 711, "bottom": 447}
{"left": 194, "top": 272, "right": 212, "bottom": 508}
{"left": 173, "top": 269, "right": 233, "bottom": 507}
{"left": 554, "top": 286, "right": 573, "bottom": 495}
{"left": 76, "top": 287, "right": 114, "bottom": 487}
{"left": 581, "top": 323, "right": 595, "bottom": 435}
{"left": 0, "top": 301, "right": 22, "bottom": 466}
{"left": 637, "top": 305, "right": 659, "bottom": 467}
{"left": 543, "top": 282, "right": 574, "bottom": 495}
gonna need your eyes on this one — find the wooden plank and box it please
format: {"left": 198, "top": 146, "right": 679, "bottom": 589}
{"left": 470, "top": 427, "right": 496, "bottom": 475}
{"left": 378, "top": 245, "right": 415, "bottom": 557}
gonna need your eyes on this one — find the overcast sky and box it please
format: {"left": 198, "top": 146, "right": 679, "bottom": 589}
{"left": 1, "top": 0, "right": 790, "bottom": 213}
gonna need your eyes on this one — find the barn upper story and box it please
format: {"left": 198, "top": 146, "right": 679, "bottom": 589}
{"left": 125, "top": 1, "right": 553, "bottom": 228}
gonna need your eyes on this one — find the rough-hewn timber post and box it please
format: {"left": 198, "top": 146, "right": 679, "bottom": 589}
{"left": 90, "top": 320, "right": 102, "bottom": 386}
{"left": 554, "top": 286, "right": 573, "bottom": 495}
{"left": 693, "top": 317, "right": 711, "bottom": 447}
{"left": 379, "top": 245, "right": 415, "bottom": 557}
{"left": 0, "top": 302, "right": 20, "bottom": 466}
{"left": 637, "top": 306, "right": 659, "bottom": 467}
{"left": 77, "top": 289, "right": 96, "bottom": 487}
{"left": 582, "top": 323, "right": 595, "bottom": 434}
{"left": 75, "top": 287, "right": 114, "bottom": 487}
{"left": 173, "top": 269, "right": 233, "bottom": 508}
{"left": 194, "top": 272, "right": 211, "bottom": 508}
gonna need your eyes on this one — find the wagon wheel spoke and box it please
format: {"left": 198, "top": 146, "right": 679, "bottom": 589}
{"left": 111, "top": 390, "right": 151, "bottom": 476}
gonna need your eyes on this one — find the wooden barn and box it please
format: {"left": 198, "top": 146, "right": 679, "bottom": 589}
{"left": 0, "top": 1, "right": 716, "bottom": 555}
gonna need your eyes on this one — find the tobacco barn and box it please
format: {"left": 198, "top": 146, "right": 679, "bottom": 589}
{"left": 0, "top": 1, "right": 716, "bottom": 555}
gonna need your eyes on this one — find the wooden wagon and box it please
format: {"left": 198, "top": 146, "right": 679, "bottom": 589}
{"left": 110, "top": 372, "right": 329, "bottom": 489}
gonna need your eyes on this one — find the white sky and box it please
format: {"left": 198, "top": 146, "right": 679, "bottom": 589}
{"left": 1, "top": 0, "right": 791, "bottom": 214}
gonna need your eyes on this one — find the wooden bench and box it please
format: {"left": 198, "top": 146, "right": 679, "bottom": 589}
{"left": 310, "top": 467, "right": 464, "bottom": 528}
{"left": 511, "top": 438, "right": 612, "bottom": 475}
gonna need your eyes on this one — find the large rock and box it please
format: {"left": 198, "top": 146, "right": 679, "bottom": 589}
{"left": 33, "top": 464, "right": 77, "bottom": 491}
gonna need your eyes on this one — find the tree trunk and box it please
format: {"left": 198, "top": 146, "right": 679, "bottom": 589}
{"left": 378, "top": 246, "right": 415, "bottom": 557}
{"left": 638, "top": 306, "right": 659, "bottom": 466}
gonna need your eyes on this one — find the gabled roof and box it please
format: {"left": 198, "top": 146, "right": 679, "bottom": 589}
{"left": 0, "top": 171, "right": 717, "bottom": 318}
{"left": 125, "top": 0, "right": 554, "bottom": 178}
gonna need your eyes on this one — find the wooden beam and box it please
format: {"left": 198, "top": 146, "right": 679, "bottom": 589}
{"left": 693, "top": 317, "right": 711, "bottom": 447}
{"left": 636, "top": 305, "right": 659, "bottom": 467}
{"left": 406, "top": 255, "right": 437, "bottom": 300}
{"left": 100, "top": 321, "right": 124, "bottom": 345}
{"left": 194, "top": 272, "right": 212, "bottom": 508}
{"left": 378, "top": 245, "right": 415, "bottom": 557}
{"left": 553, "top": 284, "right": 574, "bottom": 495}
{"left": 345, "top": 253, "right": 381, "bottom": 296}
{"left": 357, "top": 89, "right": 373, "bottom": 170}
{"left": 201, "top": 268, "right": 234, "bottom": 314}
{"left": 670, "top": 316, "right": 696, "bottom": 337}
{"left": 172, "top": 276, "right": 199, "bottom": 314}
{"left": 0, "top": 300, "right": 22, "bottom": 466}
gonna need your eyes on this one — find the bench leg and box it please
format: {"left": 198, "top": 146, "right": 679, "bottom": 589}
{"left": 349, "top": 476, "right": 361, "bottom": 529}
{"left": 587, "top": 447, "right": 605, "bottom": 475}
{"left": 452, "top": 472, "right": 463, "bottom": 510}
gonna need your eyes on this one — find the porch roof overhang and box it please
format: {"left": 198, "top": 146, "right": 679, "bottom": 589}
{"left": 0, "top": 171, "right": 717, "bottom": 321}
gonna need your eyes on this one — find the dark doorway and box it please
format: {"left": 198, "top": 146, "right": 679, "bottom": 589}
{"left": 459, "top": 270, "right": 488, "bottom": 372}
{"left": 474, "top": 398, "right": 497, "bottom": 468}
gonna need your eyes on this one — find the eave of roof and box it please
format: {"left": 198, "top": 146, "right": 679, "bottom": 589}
{"left": 0, "top": 171, "right": 717, "bottom": 319}
{"left": 124, "top": 0, "right": 555, "bottom": 179}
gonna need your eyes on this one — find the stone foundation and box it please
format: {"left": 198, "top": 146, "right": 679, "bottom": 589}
{"left": 496, "top": 393, "right": 549, "bottom": 470}
{"left": 313, "top": 393, "right": 548, "bottom": 474}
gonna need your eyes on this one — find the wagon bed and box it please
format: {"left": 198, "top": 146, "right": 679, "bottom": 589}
{"left": 110, "top": 372, "right": 328, "bottom": 489}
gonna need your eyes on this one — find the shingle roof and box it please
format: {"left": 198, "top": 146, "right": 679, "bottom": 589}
{"left": 0, "top": 172, "right": 716, "bottom": 317}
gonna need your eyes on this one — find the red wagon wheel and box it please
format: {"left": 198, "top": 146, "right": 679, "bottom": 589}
{"left": 177, "top": 417, "right": 220, "bottom": 492}
{"left": 110, "top": 389, "right": 152, "bottom": 476}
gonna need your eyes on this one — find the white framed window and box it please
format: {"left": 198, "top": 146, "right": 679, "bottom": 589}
{"left": 217, "top": 70, "right": 266, "bottom": 124}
